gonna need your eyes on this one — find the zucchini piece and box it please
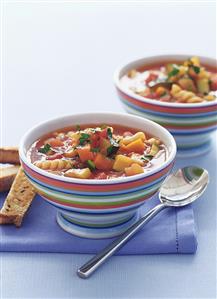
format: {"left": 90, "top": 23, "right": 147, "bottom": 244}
{"left": 149, "top": 143, "right": 159, "bottom": 156}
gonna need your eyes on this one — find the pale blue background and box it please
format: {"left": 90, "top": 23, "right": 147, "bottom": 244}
{"left": 1, "top": 2, "right": 216, "bottom": 298}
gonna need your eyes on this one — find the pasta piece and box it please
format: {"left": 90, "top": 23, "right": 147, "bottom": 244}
{"left": 171, "top": 84, "right": 203, "bottom": 103}
{"left": 34, "top": 159, "right": 73, "bottom": 170}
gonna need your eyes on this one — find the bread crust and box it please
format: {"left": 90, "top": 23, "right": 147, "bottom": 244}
{"left": 0, "top": 165, "right": 20, "bottom": 192}
{"left": 0, "top": 147, "right": 20, "bottom": 164}
{"left": 0, "top": 168, "right": 36, "bottom": 227}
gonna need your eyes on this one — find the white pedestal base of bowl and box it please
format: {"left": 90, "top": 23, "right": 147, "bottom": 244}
{"left": 175, "top": 134, "right": 213, "bottom": 158}
{"left": 56, "top": 211, "right": 139, "bottom": 239}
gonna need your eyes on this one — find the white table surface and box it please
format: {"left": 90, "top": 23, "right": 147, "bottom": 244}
{"left": 1, "top": 2, "right": 216, "bottom": 298}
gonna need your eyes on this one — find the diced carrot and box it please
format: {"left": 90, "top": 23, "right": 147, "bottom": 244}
{"left": 77, "top": 145, "right": 94, "bottom": 162}
{"left": 125, "top": 139, "right": 145, "bottom": 154}
{"left": 94, "top": 153, "right": 114, "bottom": 170}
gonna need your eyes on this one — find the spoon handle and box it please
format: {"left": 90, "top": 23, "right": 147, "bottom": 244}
{"left": 77, "top": 203, "right": 167, "bottom": 279}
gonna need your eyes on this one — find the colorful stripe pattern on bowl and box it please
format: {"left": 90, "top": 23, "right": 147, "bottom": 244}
{"left": 22, "top": 161, "right": 173, "bottom": 212}
{"left": 117, "top": 89, "right": 217, "bottom": 153}
{"left": 21, "top": 160, "right": 174, "bottom": 238}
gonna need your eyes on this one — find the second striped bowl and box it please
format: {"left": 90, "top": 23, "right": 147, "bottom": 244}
{"left": 114, "top": 55, "right": 217, "bottom": 157}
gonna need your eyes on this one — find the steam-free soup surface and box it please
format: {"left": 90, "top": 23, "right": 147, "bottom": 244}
{"left": 28, "top": 124, "right": 167, "bottom": 179}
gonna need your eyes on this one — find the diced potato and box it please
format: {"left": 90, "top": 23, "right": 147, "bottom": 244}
{"left": 124, "top": 138, "right": 145, "bottom": 154}
{"left": 190, "top": 56, "right": 200, "bottom": 66}
{"left": 64, "top": 168, "right": 92, "bottom": 179}
{"left": 149, "top": 143, "right": 159, "bottom": 156}
{"left": 113, "top": 155, "right": 135, "bottom": 171}
{"left": 178, "top": 66, "right": 188, "bottom": 76}
{"left": 125, "top": 163, "right": 144, "bottom": 176}
{"left": 196, "top": 78, "right": 210, "bottom": 94}
{"left": 171, "top": 84, "right": 181, "bottom": 95}
{"left": 120, "top": 132, "right": 146, "bottom": 145}
{"left": 178, "top": 78, "right": 196, "bottom": 92}
{"left": 198, "top": 68, "right": 211, "bottom": 79}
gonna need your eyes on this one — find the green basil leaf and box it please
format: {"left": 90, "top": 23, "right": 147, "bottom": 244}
{"left": 38, "top": 144, "right": 51, "bottom": 154}
{"left": 192, "top": 66, "right": 200, "bottom": 74}
{"left": 168, "top": 67, "right": 179, "bottom": 78}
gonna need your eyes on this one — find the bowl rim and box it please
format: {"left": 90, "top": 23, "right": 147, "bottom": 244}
{"left": 19, "top": 112, "right": 177, "bottom": 185}
{"left": 114, "top": 54, "right": 217, "bottom": 108}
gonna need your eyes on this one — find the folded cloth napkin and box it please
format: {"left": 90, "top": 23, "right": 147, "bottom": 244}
{"left": 0, "top": 190, "right": 197, "bottom": 254}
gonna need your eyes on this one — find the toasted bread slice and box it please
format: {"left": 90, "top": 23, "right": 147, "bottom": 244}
{"left": 0, "top": 165, "right": 20, "bottom": 192}
{"left": 0, "top": 168, "right": 36, "bottom": 227}
{"left": 0, "top": 147, "right": 20, "bottom": 164}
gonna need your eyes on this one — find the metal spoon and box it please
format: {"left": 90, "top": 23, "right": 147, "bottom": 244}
{"left": 77, "top": 166, "right": 209, "bottom": 279}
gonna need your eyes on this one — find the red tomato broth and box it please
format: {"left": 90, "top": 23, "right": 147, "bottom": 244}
{"left": 28, "top": 124, "right": 167, "bottom": 180}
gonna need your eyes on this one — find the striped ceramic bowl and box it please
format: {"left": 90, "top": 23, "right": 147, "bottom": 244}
{"left": 114, "top": 55, "right": 217, "bottom": 157}
{"left": 19, "top": 113, "right": 176, "bottom": 239}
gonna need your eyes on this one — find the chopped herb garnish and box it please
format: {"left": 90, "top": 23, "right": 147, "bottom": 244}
{"left": 38, "top": 143, "right": 51, "bottom": 154}
{"left": 87, "top": 160, "right": 96, "bottom": 171}
{"left": 107, "top": 145, "right": 119, "bottom": 157}
{"left": 192, "top": 66, "right": 200, "bottom": 74}
{"left": 107, "top": 128, "right": 113, "bottom": 139}
{"left": 91, "top": 147, "right": 100, "bottom": 153}
{"left": 76, "top": 124, "right": 81, "bottom": 131}
{"left": 141, "top": 155, "right": 153, "bottom": 161}
{"left": 106, "top": 127, "right": 120, "bottom": 157}
{"left": 79, "top": 133, "right": 90, "bottom": 145}
{"left": 168, "top": 66, "right": 179, "bottom": 78}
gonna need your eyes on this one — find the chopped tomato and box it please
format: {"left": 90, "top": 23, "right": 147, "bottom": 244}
{"left": 90, "top": 132, "right": 100, "bottom": 148}
{"left": 145, "top": 73, "right": 158, "bottom": 85}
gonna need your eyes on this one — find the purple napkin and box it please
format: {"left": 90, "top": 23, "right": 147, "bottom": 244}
{"left": 0, "top": 190, "right": 197, "bottom": 254}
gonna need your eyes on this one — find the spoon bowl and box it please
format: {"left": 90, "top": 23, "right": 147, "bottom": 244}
{"left": 160, "top": 166, "right": 209, "bottom": 207}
